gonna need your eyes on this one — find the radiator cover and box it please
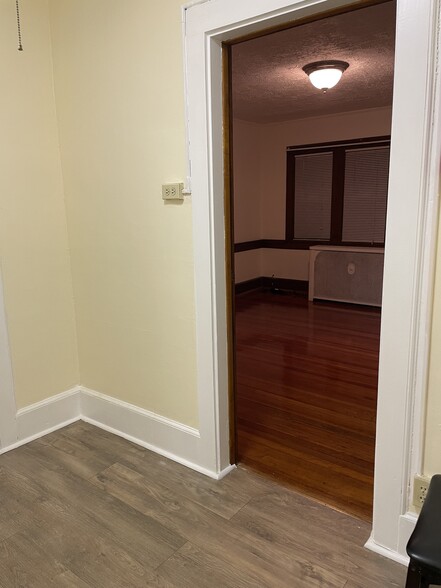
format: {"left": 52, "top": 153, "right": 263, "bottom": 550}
{"left": 309, "top": 246, "right": 384, "bottom": 307}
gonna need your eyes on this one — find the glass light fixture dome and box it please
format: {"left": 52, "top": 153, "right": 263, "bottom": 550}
{"left": 302, "top": 60, "right": 349, "bottom": 92}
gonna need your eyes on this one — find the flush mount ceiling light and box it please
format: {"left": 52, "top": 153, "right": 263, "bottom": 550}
{"left": 302, "top": 60, "right": 349, "bottom": 92}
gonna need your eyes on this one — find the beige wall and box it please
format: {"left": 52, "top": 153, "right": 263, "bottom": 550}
{"left": 49, "top": 0, "right": 198, "bottom": 427}
{"left": 234, "top": 107, "right": 392, "bottom": 283}
{"left": 1, "top": 0, "right": 440, "bottom": 463}
{"left": 0, "top": 0, "right": 79, "bottom": 408}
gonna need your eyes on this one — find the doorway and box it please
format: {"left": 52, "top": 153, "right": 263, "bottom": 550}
{"left": 228, "top": 2, "right": 395, "bottom": 520}
{"left": 184, "top": 0, "right": 439, "bottom": 560}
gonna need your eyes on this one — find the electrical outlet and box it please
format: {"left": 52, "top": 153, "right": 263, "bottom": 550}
{"left": 162, "top": 183, "right": 184, "bottom": 201}
{"left": 413, "top": 475, "right": 431, "bottom": 509}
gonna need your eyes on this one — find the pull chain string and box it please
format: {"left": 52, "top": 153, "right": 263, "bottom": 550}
{"left": 16, "top": 0, "right": 23, "bottom": 51}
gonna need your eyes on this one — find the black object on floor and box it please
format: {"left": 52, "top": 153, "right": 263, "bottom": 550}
{"left": 406, "top": 474, "right": 441, "bottom": 587}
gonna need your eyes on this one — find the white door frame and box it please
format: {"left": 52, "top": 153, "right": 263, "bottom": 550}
{"left": 0, "top": 266, "right": 17, "bottom": 449}
{"left": 184, "top": 0, "right": 441, "bottom": 562}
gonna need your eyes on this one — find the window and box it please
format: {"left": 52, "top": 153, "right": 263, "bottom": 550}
{"left": 294, "top": 152, "right": 333, "bottom": 240}
{"left": 286, "top": 137, "right": 390, "bottom": 246}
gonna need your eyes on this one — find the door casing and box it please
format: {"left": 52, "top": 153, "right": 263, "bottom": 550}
{"left": 0, "top": 267, "right": 17, "bottom": 449}
{"left": 183, "top": 0, "right": 441, "bottom": 561}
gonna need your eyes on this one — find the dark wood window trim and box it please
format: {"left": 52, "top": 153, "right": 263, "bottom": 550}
{"left": 286, "top": 135, "right": 390, "bottom": 248}
{"left": 233, "top": 238, "right": 388, "bottom": 253}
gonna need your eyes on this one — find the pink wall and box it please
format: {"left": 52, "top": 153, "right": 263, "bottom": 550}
{"left": 234, "top": 250, "right": 261, "bottom": 283}
{"left": 233, "top": 106, "right": 393, "bottom": 283}
{"left": 232, "top": 120, "right": 262, "bottom": 243}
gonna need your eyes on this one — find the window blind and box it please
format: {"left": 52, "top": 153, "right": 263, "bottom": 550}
{"left": 294, "top": 152, "right": 333, "bottom": 240}
{"left": 342, "top": 146, "right": 390, "bottom": 243}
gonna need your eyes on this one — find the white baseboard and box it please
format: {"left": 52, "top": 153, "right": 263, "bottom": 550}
{"left": 0, "top": 416, "right": 81, "bottom": 456}
{"left": 217, "top": 463, "right": 237, "bottom": 480}
{"left": 364, "top": 512, "right": 418, "bottom": 568}
{"left": 397, "top": 512, "right": 418, "bottom": 558}
{"left": 79, "top": 386, "right": 217, "bottom": 478}
{"left": 365, "top": 536, "right": 409, "bottom": 566}
{"left": 0, "top": 385, "right": 228, "bottom": 479}
{"left": 0, "top": 387, "right": 81, "bottom": 456}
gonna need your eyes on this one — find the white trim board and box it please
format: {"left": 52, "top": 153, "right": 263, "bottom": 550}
{"left": 0, "top": 387, "right": 81, "bottom": 457}
{"left": 365, "top": 511, "right": 419, "bottom": 567}
{"left": 0, "top": 266, "right": 17, "bottom": 449}
{"left": 80, "top": 387, "right": 204, "bottom": 476}
{"left": 365, "top": 537, "right": 410, "bottom": 568}
{"left": 184, "top": 0, "right": 441, "bottom": 564}
{"left": 15, "top": 387, "right": 81, "bottom": 442}
{"left": 80, "top": 387, "right": 235, "bottom": 479}
{"left": 0, "top": 386, "right": 235, "bottom": 480}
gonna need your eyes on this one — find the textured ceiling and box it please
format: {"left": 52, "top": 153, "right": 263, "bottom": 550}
{"left": 231, "top": 2, "right": 396, "bottom": 123}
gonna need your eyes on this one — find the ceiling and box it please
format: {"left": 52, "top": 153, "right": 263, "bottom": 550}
{"left": 231, "top": 1, "right": 396, "bottom": 123}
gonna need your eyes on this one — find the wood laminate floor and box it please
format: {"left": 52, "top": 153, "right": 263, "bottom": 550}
{"left": 0, "top": 422, "right": 405, "bottom": 587}
{"left": 235, "top": 290, "right": 381, "bottom": 521}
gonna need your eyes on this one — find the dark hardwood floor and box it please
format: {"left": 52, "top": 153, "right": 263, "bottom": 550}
{"left": 235, "top": 289, "right": 381, "bottom": 521}
{"left": 0, "top": 422, "right": 406, "bottom": 587}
